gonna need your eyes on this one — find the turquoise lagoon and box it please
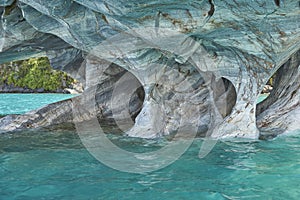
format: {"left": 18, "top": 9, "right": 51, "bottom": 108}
{"left": 0, "top": 93, "right": 77, "bottom": 115}
{"left": 0, "top": 94, "right": 300, "bottom": 199}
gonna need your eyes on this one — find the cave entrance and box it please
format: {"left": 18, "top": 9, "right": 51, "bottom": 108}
{"left": 256, "top": 50, "right": 300, "bottom": 139}
{"left": 256, "top": 64, "right": 282, "bottom": 115}
{"left": 257, "top": 74, "right": 275, "bottom": 104}
{"left": 0, "top": 57, "right": 83, "bottom": 116}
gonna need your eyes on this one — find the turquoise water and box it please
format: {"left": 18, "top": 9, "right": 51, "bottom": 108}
{"left": 0, "top": 94, "right": 300, "bottom": 199}
{"left": 257, "top": 93, "right": 269, "bottom": 104}
{"left": 0, "top": 93, "right": 267, "bottom": 115}
{"left": 0, "top": 129, "right": 299, "bottom": 199}
{"left": 0, "top": 94, "right": 77, "bottom": 115}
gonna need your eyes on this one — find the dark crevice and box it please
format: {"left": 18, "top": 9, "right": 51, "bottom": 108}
{"left": 256, "top": 52, "right": 299, "bottom": 116}
{"left": 274, "top": 0, "right": 280, "bottom": 7}
{"left": 95, "top": 63, "right": 145, "bottom": 133}
{"left": 213, "top": 77, "right": 237, "bottom": 118}
{"left": 256, "top": 50, "right": 300, "bottom": 139}
{"left": 208, "top": 0, "right": 215, "bottom": 17}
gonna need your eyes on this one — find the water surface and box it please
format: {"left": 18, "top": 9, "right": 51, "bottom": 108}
{"left": 0, "top": 93, "right": 77, "bottom": 115}
{"left": 0, "top": 128, "right": 299, "bottom": 199}
{"left": 0, "top": 93, "right": 299, "bottom": 199}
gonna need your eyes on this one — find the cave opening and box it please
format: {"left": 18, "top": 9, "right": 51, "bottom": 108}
{"left": 257, "top": 74, "right": 275, "bottom": 104}
{"left": 256, "top": 50, "right": 300, "bottom": 139}
{"left": 256, "top": 62, "right": 286, "bottom": 116}
{"left": 213, "top": 77, "right": 237, "bottom": 118}
{"left": 0, "top": 56, "right": 83, "bottom": 116}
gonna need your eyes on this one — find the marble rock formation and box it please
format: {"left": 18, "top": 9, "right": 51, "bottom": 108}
{"left": 0, "top": 0, "right": 299, "bottom": 139}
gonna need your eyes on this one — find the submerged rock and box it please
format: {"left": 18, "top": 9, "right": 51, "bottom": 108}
{"left": 0, "top": 0, "right": 299, "bottom": 139}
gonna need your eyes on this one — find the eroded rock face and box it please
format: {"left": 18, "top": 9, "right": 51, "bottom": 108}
{"left": 0, "top": 0, "right": 299, "bottom": 139}
{"left": 0, "top": 99, "right": 73, "bottom": 131}
{"left": 257, "top": 50, "right": 300, "bottom": 139}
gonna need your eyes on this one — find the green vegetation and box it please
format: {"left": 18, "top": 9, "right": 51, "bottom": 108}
{"left": 0, "top": 57, "right": 74, "bottom": 91}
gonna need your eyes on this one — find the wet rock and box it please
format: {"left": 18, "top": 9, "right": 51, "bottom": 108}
{"left": 0, "top": 0, "right": 299, "bottom": 139}
{"left": 0, "top": 99, "right": 73, "bottom": 131}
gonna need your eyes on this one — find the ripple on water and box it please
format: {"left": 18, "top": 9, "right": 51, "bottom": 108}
{"left": 0, "top": 128, "right": 300, "bottom": 199}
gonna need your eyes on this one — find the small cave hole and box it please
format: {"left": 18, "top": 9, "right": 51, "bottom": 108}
{"left": 213, "top": 77, "right": 237, "bottom": 118}
{"left": 256, "top": 69, "right": 279, "bottom": 116}
{"left": 257, "top": 74, "right": 275, "bottom": 104}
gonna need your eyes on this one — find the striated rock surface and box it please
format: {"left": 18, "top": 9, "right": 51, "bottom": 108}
{"left": 0, "top": 0, "right": 299, "bottom": 139}
{"left": 0, "top": 99, "right": 73, "bottom": 131}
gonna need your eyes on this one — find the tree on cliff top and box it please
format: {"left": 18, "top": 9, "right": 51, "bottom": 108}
{"left": 0, "top": 57, "right": 74, "bottom": 92}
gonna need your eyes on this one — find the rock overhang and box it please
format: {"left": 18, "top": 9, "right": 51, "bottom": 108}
{"left": 0, "top": 0, "right": 299, "bottom": 139}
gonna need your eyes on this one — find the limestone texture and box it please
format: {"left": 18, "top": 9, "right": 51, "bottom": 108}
{"left": 0, "top": 0, "right": 299, "bottom": 139}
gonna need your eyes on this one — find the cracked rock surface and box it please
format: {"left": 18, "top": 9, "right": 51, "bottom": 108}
{"left": 0, "top": 0, "right": 299, "bottom": 139}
